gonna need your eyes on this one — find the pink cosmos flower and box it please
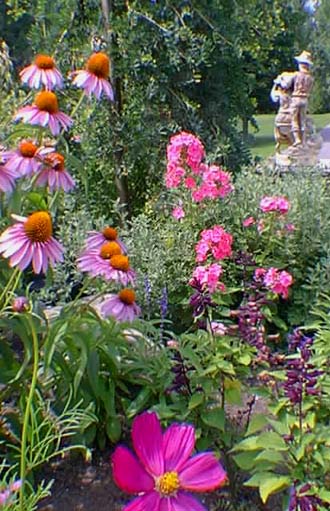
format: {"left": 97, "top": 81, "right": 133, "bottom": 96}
{"left": 100, "top": 289, "right": 140, "bottom": 321}
{"left": 35, "top": 151, "right": 75, "bottom": 192}
{"left": 2, "top": 141, "right": 45, "bottom": 177}
{"left": 0, "top": 479, "right": 22, "bottom": 506}
{"left": 15, "top": 91, "right": 72, "bottom": 136}
{"left": 0, "top": 211, "right": 63, "bottom": 274}
{"left": 195, "top": 226, "right": 233, "bottom": 263}
{"left": 260, "top": 196, "right": 290, "bottom": 215}
{"left": 72, "top": 52, "right": 114, "bottom": 100}
{"left": 242, "top": 216, "right": 255, "bottom": 228}
{"left": 20, "top": 54, "right": 63, "bottom": 90}
{"left": 83, "top": 226, "right": 127, "bottom": 253}
{"left": 0, "top": 164, "right": 17, "bottom": 193}
{"left": 112, "top": 411, "right": 227, "bottom": 511}
{"left": 189, "top": 263, "right": 225, "bottom": 294}
{"left": 172, "top": 205, "right": 185, "bottom": 221}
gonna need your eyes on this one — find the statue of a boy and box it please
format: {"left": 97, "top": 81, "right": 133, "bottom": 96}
{"left": 290, "top": 51, "right": 314, "bottom": 146}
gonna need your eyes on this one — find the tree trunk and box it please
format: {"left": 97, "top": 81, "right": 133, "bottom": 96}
{"left": 242, "top": 116, "right": 249, "bottom": 143}
{"left": 100, "top": 0, "right": 130, "bottom": 219}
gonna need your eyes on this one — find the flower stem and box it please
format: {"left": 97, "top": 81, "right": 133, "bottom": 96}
{"left": 19, "top": 315, "right": 39, "bottom": 510}
{"left": 0, "top": 267, "right": 21, "bottom": 311}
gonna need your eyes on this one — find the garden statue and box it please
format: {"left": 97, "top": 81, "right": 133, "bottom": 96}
{"left": 271, "top": 51, "right": 319, "bottom": 164}
{"left": 290, "top": 50, "right": 314, "bottom": 147}
{"left": 270, "top": 72, "right": 295, "bottom": 152}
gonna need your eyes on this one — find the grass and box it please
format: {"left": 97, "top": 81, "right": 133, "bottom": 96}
{"left": 250, "top": 113, "right": 330, "bottom": 159}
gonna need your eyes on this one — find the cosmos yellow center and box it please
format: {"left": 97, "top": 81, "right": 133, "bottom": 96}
{"left": 19, "top": 141, "right": 38, "bottom": 157}
{"left": 156, "top": 472, "right": 179, "bottom": 496}
{"left": 45, "top": 152, "right": 65, "bottom": 171}
{"left": 110, "top": 254, "right": 129, "bottom": 272}
{"left": 102, "top": 226, "right": 118, "bottom": 240}
{"left": 34, "top": 54, "right": 55, "bottom": 70}
{"left": 99, "top": 241, "right": 121, "bottom": 259}
{"left": 24, "top": 211, "right": 53, "bottom": 243}
{"left": 87, "top": 52, "right": 110, "bottom": 79}
{"left": 34, "top": 91, "right": 59, "bottom": 114}
{"left": 118, "top": 288, "right": 136, "bottom": 305}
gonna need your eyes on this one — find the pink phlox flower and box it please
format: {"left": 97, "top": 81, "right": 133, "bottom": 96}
{"left": 184, "top": 176, "right": 197, "bottom": 189}
{"left": 0, "top": 164, "right": 17, "bottom": 193}
{"left": 256, "top": 267, "right": 293, "bottom": 299}
{"left": 35, "top": 150, "right": 75, "bottom": 192}
{"left": 167, "top": 131, "right": 205, "bottom": 173}
{"left": 112, "top": 411, "right": 227, "bottom": 511}
{"left": 190, "top": 264, "right": 225, "bottom": 294}
{"left": 172, "top": 205, "right": 185, "bottom": 221}
{"left": 242, "top": 216, "right": 256, "bottom": 228}
{"left": 196, "top": 226, "right": 233, "bottom": 263}
{"left": 0, "top": 211, "right": 63, "bottom": 274}
{"left": 14, "top": 91, "right": 72, "bottom": 137}
{"left": 98, "top": 289, "right": 140, "bottom": 322}
{"left": 20, "top": 54, "right": 63, "bottom": 90}
{"left": 0, "top": 479, "right": 22, "bottom": 505}
{"left": 260, "top": 196, "right": 290, "bottom": 214}
{"left": 257, "top": 219, "right": 265, "bottom": 234}
{"left": 284, "top": 223, "right": 296, "bottom": 233}
{"left": 165, "top": 163, "right": 186, "bottom": 189}
{"left": 210, "top": 321, "right": 227, "bottom": 336}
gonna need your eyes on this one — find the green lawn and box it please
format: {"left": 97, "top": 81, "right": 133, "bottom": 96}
{"left": 250, "top": 113, "right": 330, "bottom": 159}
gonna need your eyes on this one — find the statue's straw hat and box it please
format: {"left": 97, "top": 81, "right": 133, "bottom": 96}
{"left": 294, "top": 51, "right": 313, "bottom": 66}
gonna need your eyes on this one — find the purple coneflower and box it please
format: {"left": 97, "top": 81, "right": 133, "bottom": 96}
{"left": 0, "top": 211, "right": 64, "bottom": 274}
{"left": 20, "top": 54, "right": 63, "bottom": 90}
{"left": 0, "top": 164, "right": 17, "bottom": 193}
{"left": 15, "top": 91, "right": 72, "bottom": 136}
{"left": 84, "top": 226, "right": 126, "bottom": 253}
{"left": 77, "top": 241, "right": 122, "bottom": 279}
{"left": 2, "top": 141, "right": 43, "bottom": 177}
{"left": 109, "top": 254, "right": 136, "bottom": 286}
{"left": 100, "top": 288, "right": 140, "bottom": 322}
{"left": 36, "top": 151, "right": 75, "bottom": 192}
{"left": 72, "top": 52, "right": 114, "bottom": 100}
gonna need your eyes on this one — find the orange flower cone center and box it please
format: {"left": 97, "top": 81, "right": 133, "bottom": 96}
{"left": 102, "top": 226, "right": 118, "bottom": 240}
{"left": 100, "top": 241, "right": 122, "bottom": 259}
{"left": 19, "top": 141, "right": 38, "bottom": 158}
{"left": 24, "top": 211, "right": 53, "bottom": 243}
{"left": 110, "top": 254, "right": 130, "bottom": 272}
{"left": 155, "top": 472, "right": 179, "bottom": 496}
{"left": 118, "top": 288, "right": 136, "bottom": 305}
{"left": 45, "top": 152, "right": 65, "bottom": 172}
{"left": 34, "top": 91, "right": 59, "bottom": 114}
{"left": 86, "top": 53, "right": 109, "bottom": 79}
{"left": 34, "top": 54, "right": 55, "bottom": 70}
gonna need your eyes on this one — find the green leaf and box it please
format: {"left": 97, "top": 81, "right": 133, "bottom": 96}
{"left": 201, "top": 408, "right": 225, "bottom": 431}
{"left": 233, "top": 452, "right": 256, "bottom": 470}
{"left": 231, "top": 435, "right": 260, "bottom": 452}
{"left": 106, "top": 416, "right": 122, "bottom": 443}
{"left": 256, "top": 431, "right": 288, "bottom": 451}
{"left": 188, "top": 392, "right": 204, "bottom": 410}
{"left": 259, "top": 475, "right": 291, "bottom": 503}
{"left": 126, "top": 387, "right": 152, "bottom": 419}
{"left": 246, "top": 414, "right": 268, "bottom": 435}
{"left": 255, "top": 450, "right": 284, "bottom": 464}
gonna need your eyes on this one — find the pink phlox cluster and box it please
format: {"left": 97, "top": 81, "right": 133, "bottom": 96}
{"left": 190, "top": 263, "right": 225, "bottom": 294}
{"left": 195, "top": 225, "right": 233, "bottom": 263}
{"left": 166, "top": 131, "right": 205, "bottom": 174}
{"left": 171, "top": 205, "right": 185, "bottom": 220}
{"left": 192, "top": 165, "right": 233, "bottom": 203}
{"left": 260, "top": 196, "right": 290, "bottom": 214}
{"left": 254, "top": 267, "right": 293, "bottom": 299}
